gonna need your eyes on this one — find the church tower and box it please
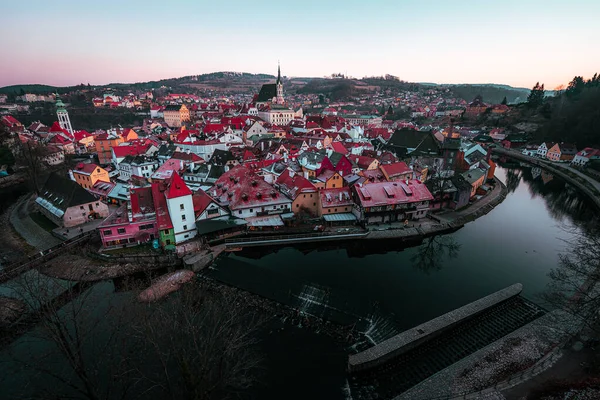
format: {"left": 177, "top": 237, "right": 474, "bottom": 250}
{"left": 55, "top": 95, "right": 73, "bottom": 135}
{"left": 275, "top": 62, "right": 284, "bottom": 105}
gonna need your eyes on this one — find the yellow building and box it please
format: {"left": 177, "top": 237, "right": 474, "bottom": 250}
{"left": 95, "top": 132, "right": 124, "bottom": 165}
{"left": 72, "top": 163, "right": 110, "bottom": 190}
{"left": 163, "top": 104, "right": 190, "bottom": 128}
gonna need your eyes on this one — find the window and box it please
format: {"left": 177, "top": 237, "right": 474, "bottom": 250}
{"left": 103, "top": 230, "right": 112, "bottom": 236}
{"left": 166, "top": 239, "right": 171, "bottom": 245}
{"left": 140, "top": 224, "right": 154, "bottom": 230}
{"left": 238, "top": 210, "right": 242, "bottom": 215}
{"left": 117, "top": 228, "right": 126, "bottom": 234}
{"left": 180, "top": 204, "right": 185, "bottom": 210}
{"left": 303, "top": 194, "right": 306, "bottom": 198}
{"left": 82, "top": 213, "right": 86, "bottom": 216}
{"left": 181, "top": 214, "right": 186, "bottom": 221}
{"left": 313, "top": 202, "right": 316, "bottom": 206}
{"left": 334, "top": 208, "right": 337, "bottom": 212}
{"left": 183, "top": 225, "right": 188, "bottom": 230}
{"left": 96, "top": 203, "right": 99, "bottom": 207}
{"left": 89, "top": 204, "right": 93, "bottom": 211}
{"left": 296, "top": 204, "right": 299, "bottom": 208}
{"left": 164, "top": 229, "right": 169, "bottom": 234}
{"left": 250, "top": 209, "right": 253, "bottom": 212}
{"left": 80, "top": 206, "right": 84, "bottom": 210}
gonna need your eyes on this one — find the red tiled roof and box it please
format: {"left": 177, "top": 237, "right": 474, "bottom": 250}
{"left": 213, "top": 165, "right": 289, "bottom": 210}
{"left": 165, "top": 172, "right": 192, "bottom": 199}
{"left": 275, "top": 169, "right": 317, "bottom": 199}
{"left": 73, "top": 163, "right": 102, "bottom": 175}
{"left": 74, "top": 130, "right": 93, "bottom": 142}
{"left": 152, "top": 182, "right": 173, "bottom": 230}
{"left": 1, "top": 115, "right": 21, "bottom": 127}
{"left": 192, "top": 189, "right": 217, "bottom": 216}
{"left": 354, "top": 180, "right": 433, "bottom": 208}
{"left": 320, "top": 187, "right": 353, "bottom": 207}
{"left": 380, "top": 162, "right": 411, "bottom": 178}
{"left": 348, "top": 154, "right": 377, "bottom": 170}
{"left": 112, "top": 143, "right": 150, "bottom": 158}
{"left": 130, "top": 186, "right": 155, "bottom": 219}
{"left": 330, "top": 141, "right": 348, "bottom": 155}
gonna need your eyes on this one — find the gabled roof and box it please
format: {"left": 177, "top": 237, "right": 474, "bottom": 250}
{"left": 213, "top": 165, "right": 289, "bottom": 210}
{"left": 275, "top": 169, "right": 317, "bottom": 199}
{"left": 151, "top": 182, "right": 173, "bottom": 230}
{"left": 39, "top": 172, "right": 98, "bottom": 212}
{"left": 380, "top": 162, "right": 411, "bottom": 178}
{"left": 192, "top": 189, "right": 219, "bottom": 217}
{"left": 330, "top": 141, "right": 348, "bottom": 155}
{"left": 165, "top": 172, "right": 192, "bottom": 199}
{"left": 130, "top": 186, "right": 155, "bottom": 219}
{"left": 73, "top": 163, "right": 103, "bottom": 175}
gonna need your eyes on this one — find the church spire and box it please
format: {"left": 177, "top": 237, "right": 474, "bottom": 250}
{"left": 277, "top": 61, "right": 281, "bottom": 85}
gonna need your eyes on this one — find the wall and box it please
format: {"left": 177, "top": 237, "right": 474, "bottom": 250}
{"left": 61, "top": 201, "right": 109, "bottom": 227}
{"left": 292, "top": 192, "right": 319, "bottom": 215}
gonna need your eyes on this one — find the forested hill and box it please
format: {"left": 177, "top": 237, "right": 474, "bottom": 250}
{"left": 534, "top": 74, "right": 600, "bottom": 147}
{"left": 448, "top": 84, "right": 530, "bottom": 104}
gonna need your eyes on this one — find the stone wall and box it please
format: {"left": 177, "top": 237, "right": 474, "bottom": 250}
{"left": 348, "top": 283, "right": 523, "bottom": 373}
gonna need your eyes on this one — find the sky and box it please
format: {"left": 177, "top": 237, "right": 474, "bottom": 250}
{"left": 1, "top": 0, "right": 599, "bottom": 88}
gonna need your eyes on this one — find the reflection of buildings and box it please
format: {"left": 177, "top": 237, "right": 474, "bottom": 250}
{"left": 531, "top": 167, "right": 541, "bottom": 180}
{"left": 541, "top": 170, "right": 554, "bottom": 185}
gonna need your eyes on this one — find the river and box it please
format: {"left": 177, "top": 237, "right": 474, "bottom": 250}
{"left": 209, "top": 162, "right": 597, "bottom": 399}
{"left": 0, "top": 163, "right": 597, "bottom": 399}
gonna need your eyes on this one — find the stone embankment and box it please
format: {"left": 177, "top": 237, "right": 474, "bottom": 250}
{"left": 348, "top": 284, "right": 523, "bottom": 373}
{"left": 492, "top": 148, "right": 600, "bottom": 210}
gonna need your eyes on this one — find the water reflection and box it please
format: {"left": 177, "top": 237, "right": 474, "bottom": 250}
{"left": 410, "top": 235, "right": 461, "bottom": 274}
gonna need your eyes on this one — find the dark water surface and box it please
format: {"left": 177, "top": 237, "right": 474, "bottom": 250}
{"left": 211, "top": 163, "right": 597, "bottom": 399}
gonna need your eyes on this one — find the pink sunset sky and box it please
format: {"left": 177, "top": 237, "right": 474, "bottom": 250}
{"left": 1, "top": 0, "right": 598, "bottom": 89}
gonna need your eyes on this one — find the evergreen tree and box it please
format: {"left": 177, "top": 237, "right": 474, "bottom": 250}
{"left": 527, "top": 82, "right": 545, "bottom": 108}
{"left": 501, "top": 96, "right": 508, "bottom": 105}
{"left": 387, "top": 105, "right": 394, "bottom": 115}
{"left": 566, "top": 76, "right": 585, "bottom": 97}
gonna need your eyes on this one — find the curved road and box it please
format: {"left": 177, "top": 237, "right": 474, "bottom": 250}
{"left": 9, "top": 195, "right": 62, "bottom": 251}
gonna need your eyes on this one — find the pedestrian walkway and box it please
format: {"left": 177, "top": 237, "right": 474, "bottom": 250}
{"left": 9, "top": 195, "right": 62, "bottom": 251}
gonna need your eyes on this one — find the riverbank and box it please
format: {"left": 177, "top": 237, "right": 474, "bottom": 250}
{"left": 492, "top": 147, "right": 600, "bottom": 210}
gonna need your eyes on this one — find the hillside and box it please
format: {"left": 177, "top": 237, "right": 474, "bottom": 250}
{"left": 447, "top": 84, "right": 530, "bottom": 104}
{"left": 1, "top": 72, "right": 534, "bottom": 104}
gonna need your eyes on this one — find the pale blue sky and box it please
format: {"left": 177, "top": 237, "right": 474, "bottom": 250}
{"left": 1, "top": 0, "right": 598, "bottom": 88}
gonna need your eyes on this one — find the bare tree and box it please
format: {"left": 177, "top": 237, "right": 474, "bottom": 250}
{"left": 1, "top": 272, "right": 138, "bottom": 400}
{"left": 541, "top": 222, "right": 600, "bottom": 335}
{"left": 410, "top": 235, "right": 461, "bottom": 274}
{"left": 131, "top": 280, "right": 265, "bottom": 400}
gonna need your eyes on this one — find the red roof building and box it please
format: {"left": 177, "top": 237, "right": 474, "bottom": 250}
{"left": 380, "top": 162, "right": 413, "bottom": 181}
{"left": 352, "top": 180, "right": 433, "bottom": 223}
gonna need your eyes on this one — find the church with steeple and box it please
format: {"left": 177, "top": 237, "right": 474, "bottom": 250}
{"left": 254, "top": 62, "right": 302, "bottom": 126}
{"left": 256, "top": 62, "right": 285, "bottom": 105}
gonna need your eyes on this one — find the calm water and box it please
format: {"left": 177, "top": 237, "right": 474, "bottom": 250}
{"left": 210, "top": 162, "right": 597, "bottom": 399}
{"left": 1, "top": 163, "right": 596, "bottom": 399}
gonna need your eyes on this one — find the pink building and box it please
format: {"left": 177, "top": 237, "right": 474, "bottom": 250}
{"left": 98, "top": 186, "right": 158, "bottom": 248}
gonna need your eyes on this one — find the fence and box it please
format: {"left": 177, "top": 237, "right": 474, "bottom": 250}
{"left": 0, "top": 231, "right": 96, "bottom": 284}
{"left": 224, "top": 231, "right": 368, "bottom": 246}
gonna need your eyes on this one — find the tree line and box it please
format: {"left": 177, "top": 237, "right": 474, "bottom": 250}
{"left": 530, "top": 74, "right": 600, "bottom": 147}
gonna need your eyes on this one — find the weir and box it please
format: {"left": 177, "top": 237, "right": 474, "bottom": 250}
{"left": 348, "top": 284, "right": 546, "bottom": 399}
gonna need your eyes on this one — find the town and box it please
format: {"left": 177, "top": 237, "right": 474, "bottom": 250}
{"left": 0, "top": 65, "right": 546, "bottom": 253}
{"left": 2, "top": 64, "right": 600, "bottom": 400}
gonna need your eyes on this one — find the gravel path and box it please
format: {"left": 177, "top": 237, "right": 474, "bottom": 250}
{"left": 9, "top": 195, "right": 62, "bottom": 251}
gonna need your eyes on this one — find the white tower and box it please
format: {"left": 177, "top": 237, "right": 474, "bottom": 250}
{"left": 275, "top": 62, "right": 284, "bottom": 105}
{"left": 55, "top": 95, "right": 73, "bottom": 135}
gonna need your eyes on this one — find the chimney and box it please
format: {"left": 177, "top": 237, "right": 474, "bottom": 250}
{"left": 289, "top": 170, "right": 295, "bottom": 178}
{"left": 225, "top": 165, "right": 230, "bottom": 172}
{"left": 339, "top": 192, "right": 342, "bottom": 201}
{"left": 304, "top": 171, "right": 309, "bottom": 179}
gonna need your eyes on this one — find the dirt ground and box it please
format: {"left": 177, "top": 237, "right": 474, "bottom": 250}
{"left": 0, "top": 198, "right": 36, "bottom": 266}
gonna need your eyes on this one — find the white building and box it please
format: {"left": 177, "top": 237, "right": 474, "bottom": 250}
{"left": 537, "top": 142, "right": 554, "bottom": 158}
{"left": 165, "top": 173, "right": 197, "bottom": 244}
